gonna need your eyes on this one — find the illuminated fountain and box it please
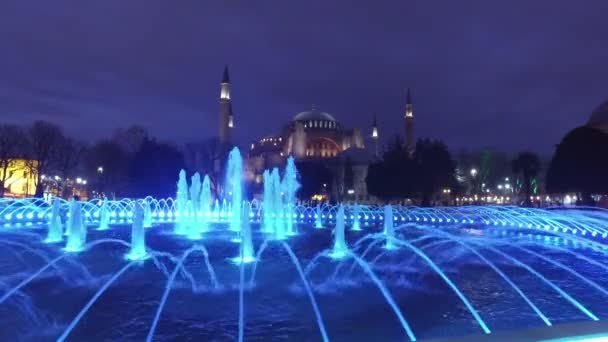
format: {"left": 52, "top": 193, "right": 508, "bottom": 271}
{"left": 126, "top": 201, "right": 147, "bottom": 260}
{"left": 98, "top": 198, "right": 110, "bottom": 230}
{"left": 65, "top": 199, "right": 86, "bottom": 252}
{"left": 262, "top": 170, "right": 274, "bottom": 233}
{"left": 226, "top": 147, "right": 243, "bottom": 232}
{"left": 351, "top": 204, "right": 361, "bottom": 231}
{"left": 330, "top": 205, "right": 349, "bottom": 258}
{"left": 315, "top": 203, "right": 323, "bottom": 228}
{"left": 4, "top": 154, "right": 608, "bottom": 341}
{"left": 46, "top": 197, "right": 63, "bottom": 242}
{"left": 199, "top": 175, "right": 211, "bottom": 232}
{"left": 383, "top": 205, "right": 396, "bottom": 249}
{"left": 143, "top": 197, "right": 153, "bottom": 228}
{"left": 175, "top": 169, "right": 189, "bottom": 234}
{"left": 282, "top": 156, "right": 300, "bottom": 236}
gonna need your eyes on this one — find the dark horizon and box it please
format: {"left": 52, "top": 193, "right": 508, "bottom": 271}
{"left": 1, "top": 1, "right": 607, "bottom": 155}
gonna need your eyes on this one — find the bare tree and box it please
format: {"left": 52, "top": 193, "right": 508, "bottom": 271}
{"left": 0, "top": 124, "right": 27, "bottom": 197}
{"left": 183, "top": 138, "right": 231, "bottom": 195}
{"left": 112, "top": 125, "right": 148, "bottom": 155}
{"left": 27, "top": 121, "right": 64, "bottom": 197}
{"left": 54, "top": 136, "right": 87, "bottom": 197}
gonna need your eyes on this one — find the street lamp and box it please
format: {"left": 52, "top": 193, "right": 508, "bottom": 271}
{"left": 97, "top": 166, "right": 104, "bottom": 174}
{"left": 470, "top": 168, "right": 478, "bottom": 177}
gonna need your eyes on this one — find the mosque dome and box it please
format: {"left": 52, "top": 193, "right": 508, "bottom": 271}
{"left": 293, "top": 109, "right": 336, "bottom": 122}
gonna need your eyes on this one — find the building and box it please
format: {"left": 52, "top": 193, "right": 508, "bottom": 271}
{"left": 217, "top": 66, "right": 416, "bottom": 201}
{"left": 244, "top": 106, "right": 376, "bottom": 200}
{"left": 404, "top": 88, "right": 414, "bottom": 156}
{"left": 0, "top": 159, "right": 37, "bottom": 198}
{"left": 218, "top": 65, "right": 234, "bottom": 144}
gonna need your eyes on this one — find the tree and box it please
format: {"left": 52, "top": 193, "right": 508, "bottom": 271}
{"left": 414, "top": 139, "right": 457, "bottom": 206}
{"left": 296, "top": 161, "right": 333, "bottom": 200}
{"left": 26, "top": 121, "right": 64, "bottom": 197}
{"left": 512, "top": 152, "right": 541, "bottom": 206}
{"left": 112, "top": 126, "right": 149, "bottom": 155}
{"left": 85, "top": 140, "right": 130, "bottom": 198}
{"left": 546, "top": 126, "right": 608, "bottom": 204}
{"left": 183, "top": 138, "right": 232, "bottom": 195}
{"left": 53, "top": 137, "right": 87, "bottom": 198}
{"left": 366, "top": 135, "right": 417, "bottom": 201}
{"left": 0, "top": 124, "right": 27, "bottom": 197}
{"left": 129, "top": 138, "right": 186, "bottom": 198}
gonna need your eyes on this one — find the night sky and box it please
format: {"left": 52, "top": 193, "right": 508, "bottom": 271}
{"left": 1, "top": 1, "right": 607, "bottom": 155}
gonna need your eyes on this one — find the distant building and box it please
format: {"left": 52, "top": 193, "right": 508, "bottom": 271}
{"left": 0, "top": 159, "right": 37, "bottom": 198}
{"left": 216, "top": 66, "right": 416, "bottom": 201}
{"left": 245, "top": 106, "right": 375, "bottom": 201}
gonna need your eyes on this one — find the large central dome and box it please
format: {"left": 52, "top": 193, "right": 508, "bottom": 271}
{"left": 293, "top": 109, "right": 336, "bottom": 122}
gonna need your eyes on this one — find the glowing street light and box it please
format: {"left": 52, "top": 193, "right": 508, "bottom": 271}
{"left": 97, "top": 166, "right": 104, "bottom": 174}
{"left": 470, "top": 168, "right": 478, "bottom": 177}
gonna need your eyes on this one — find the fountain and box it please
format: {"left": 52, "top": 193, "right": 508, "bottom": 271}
{"left": 199, "top": 175, "right": 211, "bottom": 231}
{"left": 4, "top": 153, "right": 608, "bottom": 341}
{"left": 98, "top": 197, "right": 110, "bottom": 230}
{"left": 351, "top": 204, "right": 361, "bottom": 231}
{"left": 226, "top": 147, "right": 243, "bottom": 232}
{"left": 282, "top": 156, "right": 300, "bottom": 236}
{"left": 46, "top": 197, "right": 63, "bottom": 242}
{"left": 175, "top": 169, "right": 189, "bottom": 234}
{"left": 126, "top": 201, "right": 147, "bottom": 260}
{"left": 330, "top": 205, "right": 348, "bottom": 258}
{"left": 65, "top": 199, "right": 86, "bottom": 252}
{"left": 143, "top": 198, "right": 153, "bottom": 228}
{"left": 233, "top": 202, "right": 255, "bottom": 264}
{"left": 383, "top": 205, "right": 396, "bottom": 249}
{"left": 262, "top": 170, "right": 274, "bottom": 233}
{"left": 314, "top": 203, "right": 323, "bottom": 228}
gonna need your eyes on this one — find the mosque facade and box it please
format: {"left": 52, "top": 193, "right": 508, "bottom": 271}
{"left": 217, "top": 66, "right": 415, "bottom": 201}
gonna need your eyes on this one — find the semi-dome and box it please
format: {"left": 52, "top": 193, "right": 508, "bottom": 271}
{"left": 293, "top": 109, "right": 336, "bottom": 122}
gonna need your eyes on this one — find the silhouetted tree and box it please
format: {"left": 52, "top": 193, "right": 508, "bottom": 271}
{"left": 296, "top": 161, "right": 333, "bottom": 200}
{"left": 512, "top": 152, "right": 541, "bottom": 206}
{"left": 129, "top": 138, "right": 185, "bottom": 198}
{"left": 0, "top": 124, "right": 27, "bottom": 197}
{"left": 367, "top": 136, "right": 417, "bottom": 201}
{"left": 27, "top": 121, "right": 64, "bottom": 197}
{"left": 414, "top": 139, "right": 457, "bottom": 206}
{"left": 54, "top": 136, "right": 87, "bottom": 197}
{"left": 183, "top": 138, "right": 232, "bottom": 195}
{"left": 85, "top": 140, "right": 130, "bottom": 198}
{"left": 547, "top": 126, "right": 608, "bottom": 204}
{"left": 112, "top": 126, "right": 149, "bottom": 155}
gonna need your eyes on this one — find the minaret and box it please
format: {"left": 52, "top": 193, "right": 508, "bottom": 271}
{"left": 404, "top": 89, "right": 414, "bottom": 156}
{"left": 219, "top": 65, "right": 232, "bottom": 143}
{"left": 371, "top": 115, "right": 379, "bottom": 157}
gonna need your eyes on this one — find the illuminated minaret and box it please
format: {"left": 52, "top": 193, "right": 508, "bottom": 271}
{"left": 404, "top": 88, "right": 414, "bottom": 156}
{"left": 371, "top": 115, "right": 379, "bottom": 157}
{"left": 219, "top": 65, "right": 232, "bottom": 143}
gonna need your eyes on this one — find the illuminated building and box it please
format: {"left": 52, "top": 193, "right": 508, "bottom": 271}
{"left": 404, "top": 88, "right": 414, "bottom": 156}
{"left": 218, "top": 65, "right": 234, "bottom": 144}
{"left": 245, "top": 106, "right": 375, "bottom": 200}
{"left": 0, "top": 159, "right": 37, "bottom": 198}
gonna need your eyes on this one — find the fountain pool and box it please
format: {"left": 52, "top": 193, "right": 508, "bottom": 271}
{"left": 2, "top": 201, "right": 608, "bottom": 341}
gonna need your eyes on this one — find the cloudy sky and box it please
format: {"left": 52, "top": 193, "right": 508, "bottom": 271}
{"left": 1, "top": 1, "right": 607, "bottom": 155}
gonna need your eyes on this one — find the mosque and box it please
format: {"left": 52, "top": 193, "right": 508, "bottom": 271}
{"left": 216, "top": 66, "right": 415, "bottom": 201}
